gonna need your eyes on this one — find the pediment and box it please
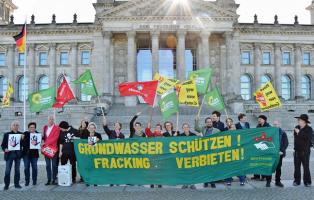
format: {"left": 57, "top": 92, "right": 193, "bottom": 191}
{"left": 99, "top": 0, "right": 238, "bottom": 20}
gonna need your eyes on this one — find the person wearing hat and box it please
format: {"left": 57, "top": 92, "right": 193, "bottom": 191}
{"left": 293, "top": 114, "right": 313, "bottom": 187}
{"left": 58, "top": 121, "right": 80, "bottom": 183}
{"left": 251, "top": 115, "right": 271, "bottom": 183}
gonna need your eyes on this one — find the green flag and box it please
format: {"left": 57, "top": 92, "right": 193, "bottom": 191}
{"left": 28, "top": 87, "right": 56, "bottom": 112}
{"left": 73, "top": 69, "right": 98, "bottom": 96}
{"left": 188, "top": 68, "right": 212, "bottom": 94}
{"left": 159, "top": 91, "right": 179, "bottom": 120}
{"left": 204, "top": 87, "right": 225, "bottom": 111}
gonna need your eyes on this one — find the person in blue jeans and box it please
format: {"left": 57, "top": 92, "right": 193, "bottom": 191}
{"left": 21, "top": 122, "right": 40, "bottom": 186}
{"left": 224, "top": 118, "right": 246, "bottom": 186}
{"left": 1, "top": 121, "right": 23, "bottom": 190}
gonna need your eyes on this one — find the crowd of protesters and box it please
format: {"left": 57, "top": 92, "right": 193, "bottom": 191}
{"left": 1, "top": 112, "right": 313, "bottom": 190}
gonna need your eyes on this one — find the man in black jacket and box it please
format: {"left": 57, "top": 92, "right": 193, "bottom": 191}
{"left": 265, "top": 120, "right": 289, "bottom": 187}
{"left": 235, "top": 113, "right": 250, "bottom": 130}
{"left": 22, "top": 122, "right": 40, "bottom": 186}
{"left": 211, "top": 111, "right": 225, "bottom": 132}
{"left": 293, "top": 114, "right": 312, "bottom": 187}
{"left": 1, "top": 121, "right": 23, "bottom": 190}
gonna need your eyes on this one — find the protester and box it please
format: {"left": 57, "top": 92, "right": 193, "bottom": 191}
{"left": 78, "top": 119, "right": 89, "bottom": 140}
{"left": 264, "top": 120, "right": 289, "bottom": 187}
{"left": 1, "top": 121, "right": 23, "bottom": 190}
{"left": 130, "top": 112, "right": 146, "bottom": 138}
{"left": 177, "top": 123, "right": 197, "bottom": 189}
{"left": 195, "top": 116, "right": 220, "bottom": 188}
{"left": 21, "top": 122, "right": 39, "bottom": 186}
{"left": 163, "top": 121, "right": 178, "bottom": 137}
{"left": 85, "top": 122, "right": 102, "bottom": 187}
{"left": 103, "top": 116, "right": 125, "bottom": 139}
{"left": 211, "top": 111, "right": 225, "bottom": 132}
{"left": 59, "top": 121, "right": 80, "bottom": 184}
{"left": 235, "top": 113, "right": 250, "bottom": 130}
{"left": 195, "top": 116, "right": 220, "bottom": 137}
{"left": 293, "top": 114, "right": 312, "bottom": 187}
{"left": 145, "top": 122, "right": 163, "bottom": 137}
{"left": 223, "top": 118, "right": 246, "bottom": 186}
{"left": 42, "top": 116, "right": 60, "bottom": 185}
{"left": 252, "top": 115, "right": 271, "bottom": 182}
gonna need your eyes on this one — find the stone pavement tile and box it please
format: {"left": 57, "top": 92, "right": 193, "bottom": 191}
{"left": 83, "top": 185, "right": 125, "bottom": 193}
{"left": 30, "top": 183, "right": 58, "bottom": 191}
{"left": 51, "top": 183, "right": 88, "bottom": 192}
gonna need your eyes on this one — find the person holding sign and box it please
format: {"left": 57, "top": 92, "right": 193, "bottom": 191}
{"left": 130, "top": 112, "right": 146, "bottom": 138}
{"left": 103, "top": 116, "right": 125, "bottom": 140}
{"left": 42, "top": 116, "right": 60, "bottom": 186}
{"left": 21, "top": 122, "right": 40, "bottom": 186}
{"left": 177, "top": 123, "right": 197, "bottom": 190}
{"left": 1, "top": 121, "right": 23, "bottom": 190}
{"left": 59, "top": 121, "right": 80, "bottom": 183}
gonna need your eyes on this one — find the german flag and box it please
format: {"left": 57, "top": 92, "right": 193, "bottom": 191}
{"left": 13, "top": 24, "right": 26, "bottom": 53}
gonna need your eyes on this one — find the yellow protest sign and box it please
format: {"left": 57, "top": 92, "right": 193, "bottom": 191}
{"left": 254, "top": 81, "right": 282, "bottom": 112}
{"left": 154, "top": 73, "right": 179, "bottom": 96}
{"left": 176, "top": 80, "right": 199, "bottom": 107}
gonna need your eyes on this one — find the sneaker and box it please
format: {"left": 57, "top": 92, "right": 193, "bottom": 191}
{"left": 293, "top": 182, "right": 300, "bottom": 186}
{"left": 240, "top": 182, "right": 245, "bottom": 186}
{"left": 190, "top": 185, "right": 196, "bottom": 190}
{"left": 15, "top": 185, "right": 22, "bottom": 189}
{"left": 275, "top": 182, "right": 284, "bottom": 187}
{"left": 210, "top": 183, "right": 216, "bottom": 188}
{"left": 3, "top": 186, "right": 9, "bottom": 191}
{"left": 181, "top": 185, "right": 188, "bottom": 189}
{"left": 266, "top": 182, "right": 271, "bottom": 187}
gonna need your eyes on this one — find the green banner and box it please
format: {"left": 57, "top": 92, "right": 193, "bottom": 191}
{"left": 28, "top": 87, "right": 56, "bottom": 112}
{"left": 74, "top": 127, "right": 280, "bottom": 185}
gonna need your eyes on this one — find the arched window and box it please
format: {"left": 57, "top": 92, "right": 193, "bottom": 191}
{"left": 260, "top": 75, "right": 271, "bottom": 87}
{"left": 240, "top": 74, "right": 252, "bottom": 100}
{"left": 302, "top": 75, "right": 311, "bottom": 100}
{"left": 0, "top": 76, "right": 8, "bottom": 97}
{"left": 38, "top": 75, "right": 49, "bottom": 90}
{"left": 281, "top": 75, "right": 292, "bottom": 100}
{"left": 18, "top": 76, "right": 28, "bottom": 102}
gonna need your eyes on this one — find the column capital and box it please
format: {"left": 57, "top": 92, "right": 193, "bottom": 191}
{"left": 150, "top": 31, "right": 160, "bottom": 38}
{"left": 274, "top": 43, "right": 282, "bottom": 50}
{"left": 253, "top": 43, "right": 262, "bottom": 49}
{"left": 177, "top": 30, "right": 187, "bottom": 37}
{"left": 49, "top": 43, "right": 57, "bottom": 50}
{"left": 294, "top": 43, "right": 302, "bottom": 51}
{"left": 126, "top": 31, "right": 136, "bottom": 38}
{"left": 200, "top": 31, "right": 211, "bottom": 39}
{"left": 102, "top": 31, "right": 112, "bottom": 38}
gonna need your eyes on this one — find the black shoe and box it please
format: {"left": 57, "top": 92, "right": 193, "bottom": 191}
{"left": 3, "top": 186, "right": 9, "bottom": 191}
{"left": 94, "top": 184, "right": 97, "bottom": 186}
{"left": 304, "top": 183, "right": 311, "bottom": 187}
{"left": 275, "top": 182, "right": 284, "bottom": 187}
{"left": 293, "top": 182, "right": 300, "bottom": 186}
{"left": 86, "top": 184, "right": 90, "bottom": 187}
{"left": 45, "top": 181, "right": 51, "bottom": 186}
{"left": 51, "top": 180, "right": 57, "bottom": 185}
{"left": 158, "top": 185, "right": 162, "bottom": 188}
{"left": 204, "top": 183, "right": 209, "bottom": 188}
{"left": 210, "top": 183, "right": 216, "bottom": 188}
{"left": 15, "top": 185, "right": 22, "bottom": 189}
{"left": 266, "top": 182, "right": 271, "bottom": 187}
{"left": 150, "top": 184, "right": 154, "bottom": 188}
{"left": 25, "top": 182, "right": 29, "bottom": 187}
{"left": 72, "top": 180, "right": 76, "bottom": 184}
{"left": 33, "top": 182, "right": 37, "bottom": 186}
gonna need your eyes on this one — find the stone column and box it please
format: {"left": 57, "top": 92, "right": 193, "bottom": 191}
{"left": 71, "top": 43, "right": 78, "bottom": 95}
{"left": 274, "top": 44, "right": 282, "bottom": 97}
{"left": 103, "top": 31, "right": 112, "bottom": 94}
{"left": 7, "top": 44, "right": 15, "bottom": 100}
{"left": 254, "top": 43, "right": 261, "bottom": 91}
{"left": 125, "top": 31, "right": 137, "bottom": 106}
{"left": 176, "top": 30, "right": 186, "bottom": 81}
{"left": 200, "top": 32, "right": 211, "bottom": 69}
{"left": 294, "top": 44, "right": 302, "bottom": 99}
{"left": 49, "top": 43, "right": 57, "bottom": 88}
{"left": 220, "top": 45, "right": 227, "bottom": 95}
{"left": 151, "top": 31, "right": 160, "bottom": 76}
{"left": 28, "top": 44, "right": 36, "bottom": 93}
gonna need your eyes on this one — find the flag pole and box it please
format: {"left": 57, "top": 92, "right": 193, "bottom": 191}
{"left": 197, "top": 96, "right": 205, "bottom": 118}
{"left": 97, "top": 96, "right": 105, "bottom": 119}
{"left": 23, "top": 21, "right": 27, "bottom": 131}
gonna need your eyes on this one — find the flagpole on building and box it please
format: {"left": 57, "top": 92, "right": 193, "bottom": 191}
{"left": 23, "top": 20, "right": 27, "bottom": 131}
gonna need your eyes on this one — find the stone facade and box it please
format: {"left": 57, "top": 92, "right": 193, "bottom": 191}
{"left": 1, "top": 0, "right": 314, "bottom": 117}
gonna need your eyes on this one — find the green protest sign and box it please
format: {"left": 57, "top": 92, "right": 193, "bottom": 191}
{"left": 74, "top": 127, "right": 280, "bottom": 185}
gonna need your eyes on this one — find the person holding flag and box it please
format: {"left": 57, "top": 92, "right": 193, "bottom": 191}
{"left": 129, "top": 112, "right": 146, "bottom": 138}
{"left": 102, "top": 116, "right": 125, "bottom": 140}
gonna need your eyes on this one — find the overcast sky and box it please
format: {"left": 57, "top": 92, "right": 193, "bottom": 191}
{"left": 12, "top": 0, "right": 313, "bottom": 24}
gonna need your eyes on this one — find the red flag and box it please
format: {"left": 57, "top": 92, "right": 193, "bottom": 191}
{"left": 119, "top": 80, "right": 158, "bottom": 106}
{"left": 53, "top": 78, "right": 75, "bottom": 108}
